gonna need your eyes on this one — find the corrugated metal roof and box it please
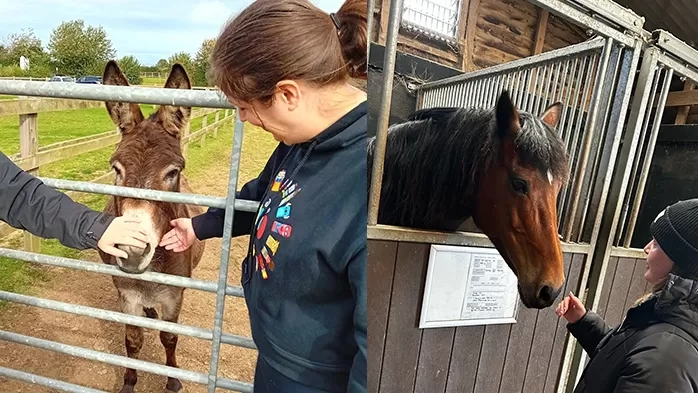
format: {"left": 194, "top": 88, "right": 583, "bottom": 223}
{"left": 615, "top": 0, "right": 698, "bottom": 47}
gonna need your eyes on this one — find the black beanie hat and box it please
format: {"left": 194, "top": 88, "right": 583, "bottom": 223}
{"left": 650, "top": 199, "right": 698, "bottom": 277}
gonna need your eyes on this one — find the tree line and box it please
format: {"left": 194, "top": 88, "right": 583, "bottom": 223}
{"left": 0, "top": 20, "right": 216, "bottom": 86}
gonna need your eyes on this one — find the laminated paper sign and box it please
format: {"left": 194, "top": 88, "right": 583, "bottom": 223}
{"left": 419, "top": 244, "right": 520, "bottom": 329}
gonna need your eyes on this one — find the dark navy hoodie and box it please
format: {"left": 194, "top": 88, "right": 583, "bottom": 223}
{"left": 192, "top": 101, "right": 367, "bottom": 393}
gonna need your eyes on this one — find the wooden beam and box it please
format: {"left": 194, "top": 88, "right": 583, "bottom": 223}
{"left": 675, "top": 80, "right": 695, "bottom": 124}
{"left": 533, "top": 9, "right": 550, "bottom": 55}
{"left": 462, "top": 0, "right": 481, "bottom": 71}
{"left": 663, "top": 89, "right": 698, "bottom": 107}
{"left": 378, "top": 0, "right": 391, "bottom": 45}
{"left": 457, "top": 0, "right": 472, "bottom": 71}
{"left": 397, "top": 36, "right": 460, "bottom": 65}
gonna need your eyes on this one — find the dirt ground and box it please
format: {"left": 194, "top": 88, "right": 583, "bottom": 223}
{"left": 0, "top": 164, "right": 258, "bottom": 392}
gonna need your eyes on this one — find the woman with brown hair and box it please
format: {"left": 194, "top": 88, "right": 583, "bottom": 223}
{"left": 556, "top": 199, "right": 698, "bottom": 393}
{"left": 159, "top": 0, "right": 367, "bottom": 392}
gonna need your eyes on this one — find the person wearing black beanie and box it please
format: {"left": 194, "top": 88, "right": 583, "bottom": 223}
{"left": 554, "top": 198, "right": 698, "bottom": 393}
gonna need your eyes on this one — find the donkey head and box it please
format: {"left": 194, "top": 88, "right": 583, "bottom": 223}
{"left": 474, "top": 90, "right": 570, "bottom": 309}
{"left": 103, "top": 60, "right": 192, "bottom": 274}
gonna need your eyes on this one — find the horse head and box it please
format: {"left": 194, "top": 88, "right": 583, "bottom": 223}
{"left": 102, "top": 60, "right": 192, "bottom": 274}
{"left": 473, "top": 90, "right": 570, "bottom": 309}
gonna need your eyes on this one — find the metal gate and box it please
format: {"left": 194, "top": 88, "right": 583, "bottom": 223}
{"left": 0, "top": 80, "right": 258, "bottom": 393}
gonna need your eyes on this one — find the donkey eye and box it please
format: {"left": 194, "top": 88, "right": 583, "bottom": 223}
{"left": 165, "top": 169, "right": 179, "bottom": 179}
{"left": 512, "top": 178, "right": 528, "bottom": 194}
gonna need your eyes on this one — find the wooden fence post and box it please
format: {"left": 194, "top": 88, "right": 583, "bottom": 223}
{"left": 19, "top": 101, "right": 41, "bottom": 253}
{"left": 182, "top": 122, "right": 190, "bottom": 159}
{"left": 200, "top": 114, "right": 208, "bottom": 148}
{"left": 214, "top": 111, "right": 220, "bottom": 138}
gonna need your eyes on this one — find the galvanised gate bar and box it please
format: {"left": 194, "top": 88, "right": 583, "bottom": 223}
{"left": 0, "top": 80, "right": 259, "bottom": 393}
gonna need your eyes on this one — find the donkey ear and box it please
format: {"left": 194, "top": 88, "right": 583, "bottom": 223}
{"left": 103, "top": 60, "right": 144, "bottom": 132}
{"left": 156, "top": 63, "right": 192, "bottom": 138}
{"left": 495, "top": 90, "right": 520, "bottom": 138}
{"left": 540, "top": 102, "right": 563, "bottom": 128}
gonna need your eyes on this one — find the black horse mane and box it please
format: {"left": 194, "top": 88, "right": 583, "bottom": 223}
{"left": 367, "top": 106, "right": 570, "bottom": 230}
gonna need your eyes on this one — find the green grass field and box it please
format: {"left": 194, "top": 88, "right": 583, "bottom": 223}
{"left": 0, "top": 104, "right": 277, "bottom": 305}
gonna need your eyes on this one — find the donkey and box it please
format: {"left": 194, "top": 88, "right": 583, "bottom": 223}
{"left": 368, "top": 90, "right": 570, "bottom": 309}
{"left": 97, "top": 60, "right": 205, "bottom": 393}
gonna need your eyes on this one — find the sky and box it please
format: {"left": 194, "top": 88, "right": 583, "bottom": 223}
{"left": 0, "top": 0, "right": 345, "bottom": 66}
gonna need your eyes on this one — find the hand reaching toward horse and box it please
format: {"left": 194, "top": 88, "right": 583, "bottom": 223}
{"left": 555, "top": 292, "right": 587, "bottom": 324}
{"left": 97, "top": 216, "right": 149, "bottom": 259}
{"left": 159, "top": 218, "right": 196, "bottom": 252}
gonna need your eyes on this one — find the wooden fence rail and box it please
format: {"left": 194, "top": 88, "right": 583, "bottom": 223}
{"left": 0, "top": 98, "right": 234, "bottom": 251}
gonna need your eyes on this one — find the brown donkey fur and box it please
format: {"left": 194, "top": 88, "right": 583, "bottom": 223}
{"left": 97, "top": 60, "right": 205, "bottom": 393}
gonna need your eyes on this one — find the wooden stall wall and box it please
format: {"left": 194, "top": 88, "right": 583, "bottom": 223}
{"left": 595, "top": 256, "right": 653, "bottom": 328}
{"left": 371, "top": 0, "right": 588, "bottom": 72}
{"left": 368, "top": 239, "right": 587, "bottom": 393}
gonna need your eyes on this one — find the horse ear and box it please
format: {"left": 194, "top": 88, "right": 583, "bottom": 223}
{"left": 156, "top": 63, "right": 192, "bottom": 138}
{"left": 495, "top": 90, "right": 520, "bottom": 138}
{"left": 540, "top": 102, "right": 563, "bottom": 128}
{"left": 103, "top": 60, "right": 144, "bottom": 132}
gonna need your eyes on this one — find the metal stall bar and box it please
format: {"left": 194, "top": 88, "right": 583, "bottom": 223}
{"left": 558, "top": 39, "right": 644, "bottom": 392}
{"left": 561, "top": 37, "right": 613, "bottom": 241}
{"left": 206, "top": 110, "right": 245, "bottom": 392}
{"left": 0, "top": 366, "right": 108, "bottom": 393}
{"left": 564, "top": 44, "right": 656, "bottom": 393}
{"left": 0, "top": 80, "right": 233, "bottom": 109}
{"left": 572, "top": 0, "right": 645, "bottom": 36}
{"left": 576, "top": 42, "right": 624, "bottom": 241}
{"left": 0, "top": 291, "right": 256, "bottom": 349}
{"left": 654, "top": 29, "right": 698, "bottom": 69}
{"left": 615, "top": 66, "right": 663, "bottom": 245}
{"left": 367, "top": 0, "right": 405, "bottom": 226}
{"left": 417, "top": 37, "right": 606, "bottom": 91}
{"left": 622, "top": 67, "right": 674, "bottom": 247}
{"left": 527, "top": 0, "right": 639, "bottom": 47}
{"left": 367, "top": 0, "right": 375, "bottom": 60}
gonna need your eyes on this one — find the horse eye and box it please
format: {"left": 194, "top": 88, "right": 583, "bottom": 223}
{"left": 512, "top": 178, "right": 528, "bottom": 194}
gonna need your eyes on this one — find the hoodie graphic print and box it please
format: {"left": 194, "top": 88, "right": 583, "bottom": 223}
{"left": 251, "top": 168, "right": 301, "bottom": 280}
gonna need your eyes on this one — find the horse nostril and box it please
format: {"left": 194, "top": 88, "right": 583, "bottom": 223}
{"left": 538, "top": 285, "right": 554, "bottom": 303}
{"left": 142, "top": 243, "right": 151, "bottom": 257}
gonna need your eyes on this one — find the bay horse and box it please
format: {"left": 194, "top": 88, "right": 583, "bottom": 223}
{"left": 368, "top": 90, "right": 570, "bottom": 309}
{"left": 97, "top": 60, "right": 205, "bottom": 393}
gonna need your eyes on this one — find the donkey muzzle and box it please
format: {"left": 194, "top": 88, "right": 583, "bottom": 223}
{"left": 116, "top": 243, "right": 152, "bottom": 274}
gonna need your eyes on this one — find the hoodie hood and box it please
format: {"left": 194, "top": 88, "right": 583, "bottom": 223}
{"left": 651, "top": 273, "right": 698, "bottom": 342}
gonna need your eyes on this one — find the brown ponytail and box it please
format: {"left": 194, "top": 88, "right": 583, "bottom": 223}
{"left": 335, "top": 0, "right": 368, "bottom": 79}
{"left": 209, "top": 0, "right": 367, "bottom": 106}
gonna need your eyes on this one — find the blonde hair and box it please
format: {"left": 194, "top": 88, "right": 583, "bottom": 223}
{"left": 633, "top": 263, "right": 695, "bottom": 306}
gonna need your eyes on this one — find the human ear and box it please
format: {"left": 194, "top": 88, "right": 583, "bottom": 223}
{"left": 275, "top": 80, "right": 301, "bottom": 111}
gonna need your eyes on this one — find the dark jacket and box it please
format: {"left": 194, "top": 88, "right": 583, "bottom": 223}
{"left": 192, "top": 101, "right": 367, "bottom": 393}
{"left": 0, "top": 151, "right": 113, "bottom": 249}
{"left": 568, "top": 273, "right": 698, "bottom": 393}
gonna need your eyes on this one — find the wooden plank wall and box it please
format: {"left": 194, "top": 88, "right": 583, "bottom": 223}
{"left": 372, "top": 0, "right": 587, "bottom": 72}
{"left": 595, "top": 257, "right": 652, "bottom": 327}
{"left": 368, "top": 240, "right": 587, "bottom": 393}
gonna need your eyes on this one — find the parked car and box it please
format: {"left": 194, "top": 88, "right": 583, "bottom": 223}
{"left": 49, "top": 75, "right": 75, "bottom": 82}
{"left": 76, "top": 76, "right": 102, "bottom": 84}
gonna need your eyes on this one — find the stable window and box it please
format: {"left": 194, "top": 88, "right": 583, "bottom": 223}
{"left": 401, "top": 0, "right": 462, "bottom": 42}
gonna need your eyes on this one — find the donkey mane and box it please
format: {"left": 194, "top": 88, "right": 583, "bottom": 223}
{"left": 367, "top": 106, "right": 570, "bottom": 229}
